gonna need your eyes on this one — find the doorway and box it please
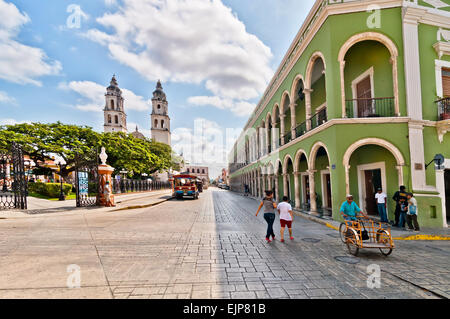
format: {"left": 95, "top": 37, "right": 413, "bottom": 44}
{"left": 358, "top": 162, "right": 386, "bottom": 217}
{"left": 302, "top": 174, "right": 311, "bottom": 210}
{"left": 445, "top": 170, "right": 450, "bottom": 223}
{"left": 364, "top": 169, "right": 381, "bottom": 215}
{"left": 356, "top": 76, "right": 373, "bottom": 117}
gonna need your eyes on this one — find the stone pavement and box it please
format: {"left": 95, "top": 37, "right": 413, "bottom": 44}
{"left": 0, "top": 189, "right": 448, "bottom": 299}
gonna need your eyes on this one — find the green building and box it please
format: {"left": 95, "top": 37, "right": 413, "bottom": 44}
{"left": 228, "top": 0, "right": 450, "bottom": 228}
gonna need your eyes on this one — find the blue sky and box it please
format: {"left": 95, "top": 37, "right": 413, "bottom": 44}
{"left": 0, "top": 0, "right": 315, "bottom": 177}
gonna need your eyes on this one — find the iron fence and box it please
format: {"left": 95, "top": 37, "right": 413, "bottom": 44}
{"left": 310, "top": 108, "right": 327, "bottom": 130}
{"left": 294, "top": 121, "right": 307, "bottom": 139}
{"left": 436, "top": 97, "right": 450, "bottom": 121}
{"left": 112, "top": 179, "right": 171, "bottom": 194}
{"left": 345, "top": 97, "right": 395, "bottom": 118}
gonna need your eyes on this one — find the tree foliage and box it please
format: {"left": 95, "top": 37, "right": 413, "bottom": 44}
{"left": 0, "top": 122, "right": 177, "bottom": 180}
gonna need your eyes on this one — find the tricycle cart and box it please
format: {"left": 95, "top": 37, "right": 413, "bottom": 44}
{"left": 339, "top": 215, "right": 394, "bottom": 257}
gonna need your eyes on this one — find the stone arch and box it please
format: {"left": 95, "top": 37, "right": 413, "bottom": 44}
{"left": 342, "top": 138, "right": 405, "bottom": 195}
{"left": 291, "top": 74, "right": 306, "bottom": 100}
{"left": 305, "top": 51, "right": 327, "bottom": 90}
{"left": 282, "top": 154, "right": 294, "bottom": 175}
{"left": 280, "top": 91, "right": 290, "bottom": 114}
{"left": 338, "top": 32, "right": 399, "bottom": 117}
{"left": 309, "top": 141, "right": 331, "bottom": 170}
{"left": 294, "top": 149, "right": 309, "bottom": 172}
{"left": 272, "top": 103, "right": 281, "bottom": 121}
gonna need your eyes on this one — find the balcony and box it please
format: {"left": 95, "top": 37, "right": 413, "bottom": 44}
{"left": 436, "top": 97, "right": 450, "bottom": 121}
{"left": 310, "top": 108, "right": 327, "bottom": 130}
{"left": 295, "top": 121, "right": 307, "bottom": 139}
{"left": 345, "top": 97, "right": 395, "bottom": 118}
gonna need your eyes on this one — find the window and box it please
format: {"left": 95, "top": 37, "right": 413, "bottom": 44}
{"left": 202, "top": 169, "right": 205, "bottom": 174}
{"left": 155, "top": 119, "right": 158, "bottom": 127}
{"left": 158, "top": 104, "right": 161, "bottom": 109}
{"left": 115, "top": 115, "right": 119, "bottom": 124}
{"left": 443, "top": 68, "right": 450, "bottom": 97}
{"left": 187, "top": 168, "right": 190, "bottom": 173}
{"left": 161, "top": 120, "right": 165, "bottom": 128}
{"left": 111, "top": 100, "right": 115, "bottom": 110}
{"left": 108, "top": 115, "right": 111, "bottom": 124}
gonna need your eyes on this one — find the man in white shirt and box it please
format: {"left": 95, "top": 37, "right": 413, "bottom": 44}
{"left": 375, "top": 188, "right": 388, "bottom": 223}
{"left": 277, "top": 196, "right": 294, "bottom": 243}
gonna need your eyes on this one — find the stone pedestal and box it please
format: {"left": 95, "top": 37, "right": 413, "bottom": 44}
{"left": 99, "top": 164, "right": 115, "bottom": 207}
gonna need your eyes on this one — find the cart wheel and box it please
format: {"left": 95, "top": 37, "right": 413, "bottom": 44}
{"left": 346, "top": 229, "right": 360, "bottom": 256}
{"left": 339, "top": 223, "right": 347, "bottom": 243}
{"left": 376, "top": 230, "right": 393, "bottom": 256}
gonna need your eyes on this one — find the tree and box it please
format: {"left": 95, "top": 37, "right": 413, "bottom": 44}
{"left": 0, "top": 122, "right": 101, "bottom": 180}
{"left": 0, "top": 122, "right": 179, "bottom": 180}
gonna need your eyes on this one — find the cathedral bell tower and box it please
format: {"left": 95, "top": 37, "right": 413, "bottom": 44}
{"left": 151, "top": 80, "right": 171, "bottom": 146}
{"left": 104, "top": 75, "right": 127, "bottom": 133}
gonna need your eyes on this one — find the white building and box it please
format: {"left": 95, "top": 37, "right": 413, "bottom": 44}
{"left": 103, "top": 75, "right": 127, "bottom": 133}
{"left": 151, "top": 81, "right": 171, "bottom": 146}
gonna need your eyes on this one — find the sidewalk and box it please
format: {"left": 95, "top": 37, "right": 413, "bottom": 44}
{"left": 0, "top": 190, "right": 173, "bottom": 219}
{"left": 237, "top": 192, "right": 450, "bottom": 240}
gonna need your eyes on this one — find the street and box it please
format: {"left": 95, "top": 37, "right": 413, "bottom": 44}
{"left": 0, "top": 188, "right": 448, "bottom": 299}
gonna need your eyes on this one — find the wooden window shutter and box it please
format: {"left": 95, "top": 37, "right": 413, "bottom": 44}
{"left": 443, "top": 68, "right": 450, "bottom": 98}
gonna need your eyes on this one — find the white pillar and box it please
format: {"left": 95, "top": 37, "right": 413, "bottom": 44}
{"left": 280, "top": 114, "right": 286, "bottom": 146}
{"left": 305, "top": 88, "right": 313, "bottom": 131}
{"left": 283, "top": 173, "right": 289, "bottom": 197}
{"left": 274, "top": 174, "right": 279, "bottom": 202}
{"left": 271, "top": 121, "right": 277, "bottom": 151}
{"left": 290, "top": 103, "right": 297, "bottom": 139}
{"left": 308, "top": 170, "right": 317, "bottom": 212}
{"left": 294, "top": 172, "right": 301, "bottom": 209}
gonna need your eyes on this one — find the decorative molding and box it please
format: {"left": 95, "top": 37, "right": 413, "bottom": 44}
{"left": 433, "top": 41, "right": 450, "bottom": 59}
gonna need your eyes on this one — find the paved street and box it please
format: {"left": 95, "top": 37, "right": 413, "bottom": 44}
{"left": 0, "top": 188, "right": 448, "bottom": 299}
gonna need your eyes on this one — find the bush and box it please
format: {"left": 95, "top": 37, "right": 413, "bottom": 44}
{"left": 29, "top": 182, "right": 73, "bottom": 198}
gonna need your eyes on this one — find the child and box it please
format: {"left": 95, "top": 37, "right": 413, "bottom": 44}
{"left": 277, "top": 196, "right": 294, "bottom": 243}
{"left": 406, "top": 193, "right": 420, "bottom": 232}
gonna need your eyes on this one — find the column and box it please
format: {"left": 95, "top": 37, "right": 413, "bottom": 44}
{"left": 283, "top": 173, "right": 289, "bottom": 197}
{"left": 271, "top": 120, "right": 277, "bottom": 151}
{"left": 266, "top": 126, "right": 270, "bottom": 154}
{"left": 274, "top": 174, "right": 279, "bottom": 202}
{"left": 290, "top": 103, "right": 297, "bottom": 139}
{"left": 280, "top": 114, "right": 286, "bottom": 146}
{"left": 305, "top": 88, "right": 313, "bottom": 131}
{"left": 344, "top": 165, "right": 351, "bottom": 196}
{"left": 294, "top": 172, "right": 301, "bottom": 209}
{"left": 339, "top": 60, "right": 347, "bottom": 118}
{"left": 308, "top": 170, "right": 317, "bottom": 212}
{"left": 403, "top": 7, "right": 428, "bottom": 190}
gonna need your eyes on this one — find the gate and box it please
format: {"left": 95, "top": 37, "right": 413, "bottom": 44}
{"left": 0, "top": 142, "right": 27, "bottom": 210}
{"left": 75, "top": 149, "right": 100, "bottom": 207}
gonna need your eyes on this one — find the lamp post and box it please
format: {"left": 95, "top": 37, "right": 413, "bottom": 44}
{"left": 54, "top": 158, "right": 66, "bottom": 201}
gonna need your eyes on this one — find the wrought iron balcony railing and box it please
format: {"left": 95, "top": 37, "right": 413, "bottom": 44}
{"left": 345, "top": 97, "right": 395, "bottom": 118}
{"left": 436, "top": 97, "right": 450, "bottom": 121}
{"left": 294, "top": 121, "right": 307, "bottom": 139}
{"left": 284, "top": 131, "right": 292, "bottom": 144}
{"left": 310, "top": 108, "right": 328, "bottom": 130}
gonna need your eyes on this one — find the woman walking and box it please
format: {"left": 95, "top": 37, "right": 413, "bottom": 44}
{"left": 256, "top": 191, "right": 277, "bottom": 243}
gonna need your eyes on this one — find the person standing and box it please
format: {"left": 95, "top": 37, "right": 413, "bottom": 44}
{"left": 392, "top": 186, "right": 408, "bottom": 227}
{"left": 244, "top": 184, "right": 249, "bottom": 197}
{"left": 277, "top": 196, "right": 294, "bottom": 243}
{"left": 406, "top": 193, "right": 420, "bottom": 232}
{"left": 256, "top": 190, "right": 277, "bottom": 243}
{"left": 375, "top": 188, "right": 388, "bottom": 223}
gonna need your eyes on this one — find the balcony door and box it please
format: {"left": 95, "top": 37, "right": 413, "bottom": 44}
{"left": 356, "top": 75, "right": 373, "bottom": 117}
{"left": 443, "top": 68, "right": 450, "bottom": 97}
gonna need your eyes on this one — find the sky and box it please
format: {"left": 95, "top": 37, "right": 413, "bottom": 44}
{"left": 0, "top": 0, "right": 316, "bottom": 178}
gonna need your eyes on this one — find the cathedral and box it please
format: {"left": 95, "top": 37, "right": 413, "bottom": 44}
{"left": 103, "top": 75, "right": 171, "bottom": 147}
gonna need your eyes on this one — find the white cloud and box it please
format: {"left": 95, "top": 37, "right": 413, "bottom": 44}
{"left": 187, "top": 96, "right": 255, "bottom": 117}
{"left": 59, "top": 80, "right": 150, "bottom": 112}
{"left": 104, "top": 0, "right": 118, "bottom": 6}
{"left": 172, "top": 118, "right": 241, "bottom": 177}
{"left": 0, "top": 118, "right": 30, "bottom": 126}
{"left": 85, "top": 0, "right": 273, "bottom": 116}
{"left": 0, "top": 91, "right": 16, "bottom": 105}
{"left": 0, "top": 0, "right": 61, "bottom": 86}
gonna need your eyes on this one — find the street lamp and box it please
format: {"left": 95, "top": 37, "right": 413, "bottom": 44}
{"left": 54, "top": 158, "right": 66, "bottom": 201}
